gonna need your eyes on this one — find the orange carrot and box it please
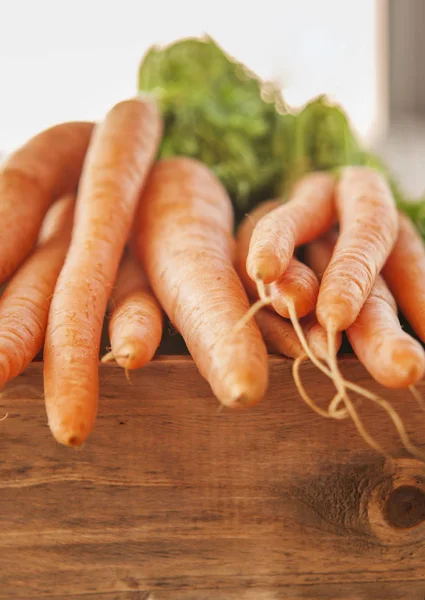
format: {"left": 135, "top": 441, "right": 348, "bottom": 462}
{"left": 134, "top": 157, "right": 268, "bottom": 408}
{"left": 246, "top": 172, "right": 336, "bottom": 283}
{"left": 0, "top": 121, "right": 93, "bottom": 281}
{"left": 235, "top": 200, "right": 319, "bottom": 319}
{"left": 316, "top": 167, "right": 398, "bottom": 333}
{"left": 102, "top": 252, "right": 163, "bottom": 370}
{"left": 255, "top": 309, "right": 304, "bottom": 358}
{"left": 0, "top": 194, "right": 74, "bottom": 386}
{"left": 270, "top": 259, "right": 318, "bottom": 319}
{"left": 348, "top": 277, "right": 425, "bottom": 388}
{"left": 307, "top": 233, "right": 425, "bottom": 388}
{"left": 301, "top": 313, "right": 342, "bottom": 362}
{"left": 382, "top": 212, "right": 425, "bottom": 343}
{"left": 44, "top": 96, "right": 162, "bottom": 447}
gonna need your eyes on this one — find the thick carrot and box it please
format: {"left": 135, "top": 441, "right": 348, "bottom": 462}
{"left": 382, "top": 212, "right": 425, "bottom": 343}
{"left": 44, "top": 96, "right": 162, "bottom": 447}
{"left": 255, "top": 309, "right": 304, "bottom": 358}
{"left": 316, "top": 166, "right": 398, "bottom": 332}
{"left": 307, "top": 233, "right": 425, "bottom": 388}
{"left": 246, "top": 172, "right": 336, "bottom": 283}
{"left": 103, "top": 252, "right": 163, "bottom": 370}
{"left": 0, "top": 121, "right": 93, "bottom": 281}
{"left": 0, "top": 194, "right": 74, "bottom": 387}
{"left": 134, "top": 157, "right": 268, "bottom": 408}
{"left": 235, "top": 200, "right": 319, "bottom": 319}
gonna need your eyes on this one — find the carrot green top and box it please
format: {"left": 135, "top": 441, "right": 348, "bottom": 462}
{"left": 138, "top": 36, "right": 425, "bottom": 234}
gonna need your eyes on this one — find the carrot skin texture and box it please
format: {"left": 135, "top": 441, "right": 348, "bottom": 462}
{"left": 44, "top": 97, "right": 162, "bottom": 447}
{"left": 255, "top": 309, "right": 304, "bottom": 358}
{"left": 0, "top": 122, "right": 94, "bottom": 281}
{"left": 347, "top": 277, "right": 425, "bottom": 388}
{"left": 307, "top": 233, "right": 425, "bottom": 388}
{"left": 108, "top": 253, "right": 163, "bottom": 369}
{"left": 236, "top": 200, "right": 319, "bottom": 318}
{"left": 382, "top": 212, "right": 425, "bottom": 343}
{"left": 0, "top": 195, "right": 74, "bottom": 386}
{"left": 134, "top": 157, "right": 268, "bottom": 408}
{"left": 316, "top": 166, "right": 399, "bottom": 332}
{"left": 270, "top": 259, "right": 319, "bottom": 319}
{"left": 246, "top": 172, "right": 336, "bottom": 283}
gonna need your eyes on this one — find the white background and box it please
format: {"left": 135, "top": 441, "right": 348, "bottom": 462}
{"left": 0, "top": 0, "right": 384, "bottom": 151}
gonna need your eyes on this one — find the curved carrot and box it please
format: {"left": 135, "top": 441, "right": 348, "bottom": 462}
{"left": 255, "top": 309, "right": 304, "bottom": 358}
{"left": 348, "top": 277, "right": 425, "bottom": 388}
{"left": 0, "top": 194, "right": 74, "bottom": 387}
{"left": 382, "top": 212, "right": 425, "bottom": 343}
{"left": 0, "top": 121, "right": 93, "bottom": 281}
{"left": 270, "top": 259, "right": 318, "bottom": 319}
{"left": 246, "top": 172, "right": 336, "bottom": 283}
{"left": 103, "top": 252, "right": 163, "bottom": 370}
{"left": 316, "top": 166, "right": 398, "bottom": 332}
{"left": 134, "top": 157, "right": 268, "bottom": 408}
{"left": 307, "top": 233, "right": 425, "bottom": 388}
{"left": 44, "top": 96, "right": 162, "bottom": 447}
{"left": 236, "top": 200, "right": 319, "bottom": 319}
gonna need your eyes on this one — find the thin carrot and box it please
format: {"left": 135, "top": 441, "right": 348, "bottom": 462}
{"left": 255, "top": 309, "right": 304, "bottom": 358}
{"left": 301, "top": 313, "right": 342, "bottom": 362}
{"left": 316, "top": 166, "right": 398, "bottom": 333}
{"left": 246, "top": 172, "right": 336, "bottom": 284}
{"left": 382, "top": 211, "right": 425, "bottom": 343}
{"left": 102, "top": 251, "right": 163, "bottom": 370}
{"left": 0, "top": 121, "right": 93, "bottom": 281}
{"left": 235, "top": 200, "right": 319, "bottom": 319}
{"left": 0, "top": 194, "right": 74, "bottom": 387}
{"left": 44, "top": 96, "right": 162, "bottom": 447}
{"left": 134, "top": 157, "right": 268, "bottom": 408}
{"left": 307, "top": 233, "right": 425, "bottom": 389}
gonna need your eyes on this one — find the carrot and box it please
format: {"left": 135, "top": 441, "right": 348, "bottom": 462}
{"left": 307, "top": 231, "right": 425, "bottom": 388}
{"left": 102, "top": 251, "right": 163, "bottom": 370}
{"left": 0, "top": 194, "right": 74, "bottom": 387}
{"left": 304, "top": 231, "right": 424, "bottom": 458}
{"left": 348, "top": 277, "right": 425, "bottom": 389}
{"left": 44, "top": 96, "right": 162, "bottom": 447}
{"left": 0, "top": 121, "right": 93, "bottom": 282}
{"left": 236, "top": 196, "right": 333, "bottom": 408}
{"left": 235, "top": 200, "right": 319, "bottom": 319}
{"left": 255, "top": 309, "right": 304, "bottom": 358}
{"left": 246, "top": 172, "right": 336, "bottom": 284}
{"left": 134, "top": 157, "right": 268, "bottom": 408}
{"left": 382, "top": 212, "right": 425, "bottom": 343}
{"left": 38, "top": 194, "right": 76, "bottom": 245}
{"left": 316, "top": 166, "right": 399, "bottom": 333}
{"left": 301, "top": 313, "right": 342, "bottom": 362}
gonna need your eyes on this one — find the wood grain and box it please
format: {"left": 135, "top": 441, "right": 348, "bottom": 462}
{"left": 1, "top": 357, "right": 425, "bottom": 599}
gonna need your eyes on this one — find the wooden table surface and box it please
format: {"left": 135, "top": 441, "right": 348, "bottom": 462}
{"left": 1, "top": 357, "right": 425, "bottom": 599}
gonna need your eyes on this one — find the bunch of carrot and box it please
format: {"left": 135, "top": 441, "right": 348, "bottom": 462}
{"left": 1, "top": 93, "right": 425, "bottom": 455}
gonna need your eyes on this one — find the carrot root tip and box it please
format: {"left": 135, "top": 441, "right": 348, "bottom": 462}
{"left": 101, "top": 351, "right": 115, "bottom": 364}
{"left": 410, "top": 385, "right": 425, "bottom": 413}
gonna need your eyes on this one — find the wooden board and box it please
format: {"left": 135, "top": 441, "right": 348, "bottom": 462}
{"left": 1, "top": 357, "right": 425, "bottom": 599}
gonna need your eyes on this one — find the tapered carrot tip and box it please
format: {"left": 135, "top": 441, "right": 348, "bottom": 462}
{"left": 391, "top": 346, "right": 425, "bottom": 388}
{"left": 108, "top": 341, "right": 153, "bottom": 370}
{"left": 246, "top": 251, "right": 283, "bottom": 285}
{"left": 214, "top": 372, "right": 268, "bottom": 409}
{"left": 112, "top": 343, "right": 140, "bottom": 370}
{"left": 47, "top": 409, "right": 96, "bottom": 447}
